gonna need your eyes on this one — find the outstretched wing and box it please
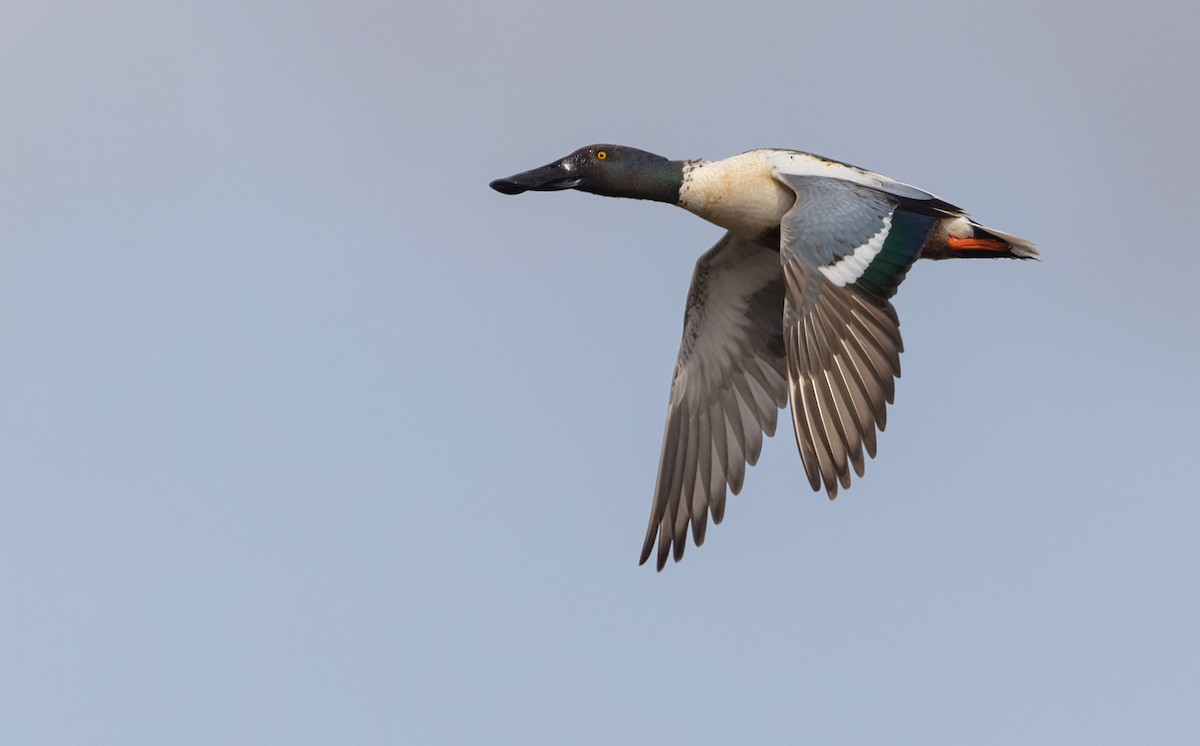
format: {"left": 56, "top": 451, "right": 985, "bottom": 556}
{"left": 772, "top": 169, "right": 940, "bottom": 498}
{"left": 640, "top": 233, "right": 788, "bottom": 570}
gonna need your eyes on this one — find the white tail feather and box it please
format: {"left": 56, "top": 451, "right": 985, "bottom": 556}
{"left": 974, "top": 223, "right": 1039, "bottom": 259}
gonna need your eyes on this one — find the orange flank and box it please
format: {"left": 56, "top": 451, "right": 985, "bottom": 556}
{"left": 946, "top": 236, "right": 1009, "bottom": 251}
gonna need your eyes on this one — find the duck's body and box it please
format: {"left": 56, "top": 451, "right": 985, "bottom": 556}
{"left": 491, "top": 145, "right": 1036, "bottom": 570}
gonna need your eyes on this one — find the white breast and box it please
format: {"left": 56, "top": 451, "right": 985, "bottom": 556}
{"left": 678, "top": 151, "right": 795, "bottom": 238}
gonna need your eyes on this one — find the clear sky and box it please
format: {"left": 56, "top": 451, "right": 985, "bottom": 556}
{"left": 2, "top": 1, "right": 1197, "bottom": 743}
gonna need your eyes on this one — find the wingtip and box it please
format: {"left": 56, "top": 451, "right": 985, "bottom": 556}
{"left": 638, "top": 533, "right": 678, "bottom": 572}
{"left": 672, "top": 538, "right": 686, "bottom": 564}
{"left": 638, "top": 546, "right": 669, "bottom": 573}
{"left": 638, "top": 536, "right": 655, "bottom": 567}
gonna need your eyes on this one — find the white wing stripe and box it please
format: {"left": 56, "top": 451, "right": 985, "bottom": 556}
{"left": 817, "top": 212, "right": 893, "bottom": 287}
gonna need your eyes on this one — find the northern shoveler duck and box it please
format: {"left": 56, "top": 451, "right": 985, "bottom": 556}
{"left": 490, "top": 145, "right": 1037, "bottom": 570}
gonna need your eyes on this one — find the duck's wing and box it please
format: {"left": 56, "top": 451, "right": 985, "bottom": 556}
{"left": 766, "top": 149, "right": 963, "bottom": 213}
{"left": 770, "top": 164, "right": 941, "bottom": 499}
{"left": 639, "top": 233, "right": 788, "bottom": 570}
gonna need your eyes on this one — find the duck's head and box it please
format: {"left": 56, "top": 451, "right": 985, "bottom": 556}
{"left": 490, "top": 144, "right": 682, "bottom": 204}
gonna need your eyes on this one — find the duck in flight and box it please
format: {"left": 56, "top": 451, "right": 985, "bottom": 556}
{"left": 490, "top": 145, "right": 1037, "bottom": 570}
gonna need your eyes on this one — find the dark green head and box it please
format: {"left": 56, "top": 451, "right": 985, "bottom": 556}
{"left": 489, "top": 144, "right": 683, "bottom": 204}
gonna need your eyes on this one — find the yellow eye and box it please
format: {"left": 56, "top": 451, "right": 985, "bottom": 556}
{"left": 596, "top": 151, "right": 607, "bottom": 160}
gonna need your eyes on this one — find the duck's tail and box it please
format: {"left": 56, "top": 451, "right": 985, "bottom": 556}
{"left": 927, "top": 215, "right": 1038, "bottom": 260}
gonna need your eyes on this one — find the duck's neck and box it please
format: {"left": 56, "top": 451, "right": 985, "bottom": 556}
{"left": 637, "top": 160, "right": 687, "bottom": 204}
{"left": 580, "top": 155, "right": 687, "bottom": 205}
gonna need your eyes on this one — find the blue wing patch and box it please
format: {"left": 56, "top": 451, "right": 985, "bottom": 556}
{"left": 777, "top": 176, "right": 894, "bottom": 267}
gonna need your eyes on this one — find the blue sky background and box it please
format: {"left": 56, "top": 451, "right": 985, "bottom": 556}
{"left": 2, "top": 1, "right": 1198, "bottom": 743}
